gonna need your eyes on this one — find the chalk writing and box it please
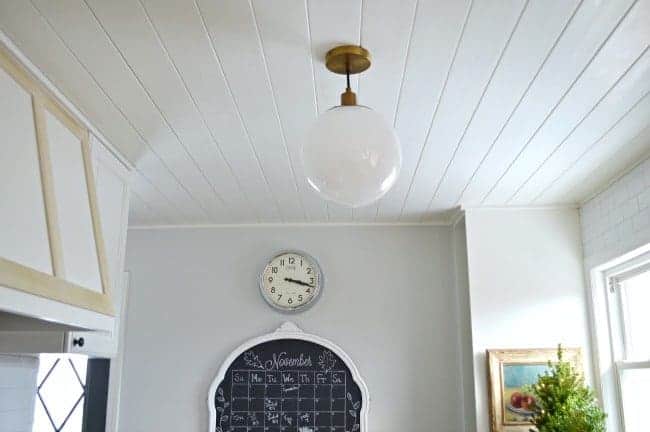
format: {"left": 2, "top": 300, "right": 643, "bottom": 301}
{"left": 265, "top": 352, "right": 313, "bottom": 370}
{"left": 213, "top": 339, "right": 362, "bottom": 432}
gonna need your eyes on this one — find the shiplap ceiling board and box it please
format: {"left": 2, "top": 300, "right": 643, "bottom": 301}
{"left": 1, "top": 0, "right": 649, "bottom": 225}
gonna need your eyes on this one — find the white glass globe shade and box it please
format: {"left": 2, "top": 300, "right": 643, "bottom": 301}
{"left": 302, "top": 105, "right": 401, "bottom": 207}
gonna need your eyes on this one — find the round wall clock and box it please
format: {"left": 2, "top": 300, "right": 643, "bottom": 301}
{"left": 259, "top": 251, "right": 323, "bottom": 312}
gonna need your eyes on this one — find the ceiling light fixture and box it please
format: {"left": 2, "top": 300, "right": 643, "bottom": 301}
{"left": 302, "top": 45, "right": 402, "bottom": 208}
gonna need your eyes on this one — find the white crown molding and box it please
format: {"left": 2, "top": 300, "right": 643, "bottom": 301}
{"left": 460, "top": 204, "right": 579, "bottom": 211}
{"left": 128, "top": 205, "right": 582, "bottom": 229}
{"left": 128, "top": 220, "right": 451, "bottom": 229}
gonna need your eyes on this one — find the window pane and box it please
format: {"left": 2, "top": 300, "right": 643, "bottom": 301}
{"left": 621, "top": 271, "right": 650, "bottom": 360}
{"left": 33, "top": 354, "right": 87, "bottom": 432}
{"left": 60, "top": 398, "right": 84, "bottom": 432}
{"left": 620, "top": 368, "right": 650, "bottom": 432}
{"left": 33, "top": 395, "right": 54, "bottom": 431}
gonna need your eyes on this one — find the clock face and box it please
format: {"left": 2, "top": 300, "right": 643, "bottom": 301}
{"left": 260, "top": 251, "right": 322, "bottom": 312}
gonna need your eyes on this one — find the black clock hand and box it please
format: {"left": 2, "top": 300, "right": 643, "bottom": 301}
{"left": 284, "top": 277, "right": 314, "bottom": 288}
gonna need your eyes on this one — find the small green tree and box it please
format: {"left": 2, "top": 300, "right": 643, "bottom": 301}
{"left": 525, "top": 346, "right": 606, "bottom": 432}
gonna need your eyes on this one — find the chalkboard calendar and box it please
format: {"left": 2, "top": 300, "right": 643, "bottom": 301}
{"left": 208, "top": 323, "right": 368, "bottom": 432}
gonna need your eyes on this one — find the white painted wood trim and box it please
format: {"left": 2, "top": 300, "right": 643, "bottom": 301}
{"left": 131, "top": 221, "right": 450, "bottom": 230}
{"left": 207, "top": 322, "right": 370, "bottom": 432}
{"left": 95, "top": 138, "right": 132, "bottom": 295}
{"left": 584, "top": 243, "right": 650, "bottom": 432}
{"left": 0, "top": 285, "right": 113, "bottom": 332}
{"left": 105, "top": 272, "right": 130, "bottom": 432}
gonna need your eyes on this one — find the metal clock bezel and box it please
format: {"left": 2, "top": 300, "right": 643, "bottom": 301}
{"left": 258, "top": 250, "right": 323, "bottom": 313}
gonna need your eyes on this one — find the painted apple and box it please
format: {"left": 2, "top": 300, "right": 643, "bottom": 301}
{"left": 521, "top": 394, "right": 535, "bottom": 410}
{"left": 510, "top": 392, "right": 523, "bottom": 408}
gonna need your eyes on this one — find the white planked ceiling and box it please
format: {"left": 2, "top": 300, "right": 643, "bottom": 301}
{"left": 1, "top": 0, "right": 649, "bottom": 225}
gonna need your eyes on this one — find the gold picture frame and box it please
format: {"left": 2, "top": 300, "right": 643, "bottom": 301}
{"left": 487, "top": 348, "right": 582, "bottom": 432}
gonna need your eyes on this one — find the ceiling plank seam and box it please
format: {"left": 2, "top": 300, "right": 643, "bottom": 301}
{"left": 452, "top": 0, "right": 585, "bottom": 210}
{"left": 82, "top": 0, "right": 220, "bottom": 221}
{"left": 248, "top": 0, "right": 308, "bottom": 222}
{"left": 137, "top": 0, "right": 261, "bottom": 223}
{"left": 27, "top": 0, "right": 194, "bottom": 223}
{"left": 478, "top": 0, "right": 641, "bottom": 205}
{"left": 395, "top": 0, "right": 474, "bottom": 220}
{"left": 507, "top": 46, "right": 650, "bottom": 204}
{"left": 420, "top": 0, "right": 532, "bottom": 221}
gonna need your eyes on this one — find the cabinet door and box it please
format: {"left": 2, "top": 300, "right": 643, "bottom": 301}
{"left": 44, "top": 107, "right": 104, "bottom": 293}
{"left": 0, "top": 64, "right": 52, "bottom": 275}
{"left": 67, "top": 139, "right": 130, "bottom": 357}
{"left": 92, "top": 137, "right": 130, "bottom": 290}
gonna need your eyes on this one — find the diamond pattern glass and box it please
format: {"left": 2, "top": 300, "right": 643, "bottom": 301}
{"left": 33, "top": 354, "right": 87, "bottom": 432}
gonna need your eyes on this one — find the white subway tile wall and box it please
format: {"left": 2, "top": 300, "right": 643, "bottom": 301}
{"left": 581, "top": 157, "right": 650, "bottom": 268}
{"left": 0, "top": 355, "right": 38, "bottom": 432}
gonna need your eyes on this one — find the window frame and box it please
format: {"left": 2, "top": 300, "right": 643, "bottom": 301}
{"left": 590, "top": 248, "right": 650, "bottom": 432}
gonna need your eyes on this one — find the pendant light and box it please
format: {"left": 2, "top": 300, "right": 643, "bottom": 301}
{"left": 302, "top": 45, "right": 402, "bottom": 208}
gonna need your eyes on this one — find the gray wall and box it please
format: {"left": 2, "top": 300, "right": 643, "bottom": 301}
{"left": 121, "top": 225, "right": 463, "bottom": 432}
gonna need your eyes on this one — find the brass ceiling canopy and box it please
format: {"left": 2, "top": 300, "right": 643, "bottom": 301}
{"left": 325, "top": 45, "right": 372, "bottom": 75}
{"left": 325, "top": 45, "right": 372, "bottom": 106}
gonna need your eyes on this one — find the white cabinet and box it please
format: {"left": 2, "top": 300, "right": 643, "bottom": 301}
{"left": 67, "top": 138, "right": 131, "bottom": 357}
{"left": 0, "top": 138, "right": 130, "bottom": 356}
{"left": 66, "top": 272, "right": 129, "bottom": 357}
{"left": 0, "top": 41, "right": 128, "bottom": 337}
{"left": 0, "top": 64, "right": 52, "bottom": 276}
{"left": 45, "top": 108, "right": 103, "bottom": 293}
{"left": 90, "top": 136, "right": 130, "bottom": 292}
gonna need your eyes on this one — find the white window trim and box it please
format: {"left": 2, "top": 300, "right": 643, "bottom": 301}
{"left": 589, "top": 244, "right": 650, "bottom": 432}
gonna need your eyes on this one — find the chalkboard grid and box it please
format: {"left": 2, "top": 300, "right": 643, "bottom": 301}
{"left": 211, "top": 335, "right": 365, "bottom": 432}
{"left": 228, "top": 370, "right": 347, "bottom": 432}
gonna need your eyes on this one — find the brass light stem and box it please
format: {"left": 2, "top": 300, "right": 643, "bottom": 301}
{"left": 341, "top": 61, "right": 357, "bottom": 106}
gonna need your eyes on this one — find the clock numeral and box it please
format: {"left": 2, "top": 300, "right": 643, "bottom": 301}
{"left": 263, "top": 253, "right": 320, "bottom": 310}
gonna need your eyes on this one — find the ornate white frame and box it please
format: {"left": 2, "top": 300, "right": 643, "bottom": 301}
{"left": 207, "top": 322, "right": 370, "bottom": 432}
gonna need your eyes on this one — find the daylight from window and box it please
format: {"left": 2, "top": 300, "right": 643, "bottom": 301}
{"left": 620, "top": 271, "right": 650, "bottom": 360}
{"left": 32, "top": 354, "right": 87, "bottom": 432}
{"left": 615, "top": 267, "right": 650, "bottom": 432}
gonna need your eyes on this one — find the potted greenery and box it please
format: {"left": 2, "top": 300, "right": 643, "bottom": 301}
{"left": 525, "top": 346, "right": 606, "bottom": 432}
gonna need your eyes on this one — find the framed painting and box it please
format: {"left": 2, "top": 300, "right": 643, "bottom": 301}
{"left": 487, "top": 348, "right": 582, "bottom": 432}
